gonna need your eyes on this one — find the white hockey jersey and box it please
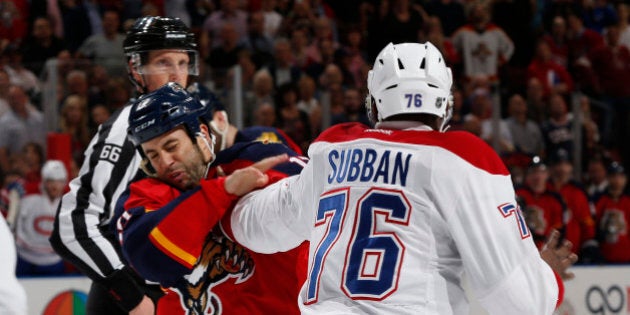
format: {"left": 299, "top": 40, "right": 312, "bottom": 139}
{"left": 232, "top": 122, "right": 562, "bottom": 315}
{"left": 15, "top": 194, "right": 63, "bottom": 265}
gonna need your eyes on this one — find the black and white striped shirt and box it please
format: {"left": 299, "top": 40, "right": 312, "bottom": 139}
{"left": 51, "top": 104, "right": 140, "bottom": 282}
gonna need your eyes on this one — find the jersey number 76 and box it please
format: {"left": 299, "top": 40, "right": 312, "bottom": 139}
{"left": 306, "top": 187, "right": 411, "bottom": 304}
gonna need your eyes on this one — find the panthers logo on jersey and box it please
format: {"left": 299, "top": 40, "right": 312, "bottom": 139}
{"left": 600, "top": 209, "right": 627, "bottom": 243}
{"left": 176, "top": 227, "right": 254, "bottom": 315}
{"left": 522, "top": 205, "right": 547, "bottom": 236}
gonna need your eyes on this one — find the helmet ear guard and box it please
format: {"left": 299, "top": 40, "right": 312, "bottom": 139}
{"left": 140, "top": 156, "right": 158, "bottom": 177}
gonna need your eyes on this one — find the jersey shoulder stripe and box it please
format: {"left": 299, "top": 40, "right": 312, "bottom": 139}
{"left": 315, "top": 122, "right": 509, "bottom": 175}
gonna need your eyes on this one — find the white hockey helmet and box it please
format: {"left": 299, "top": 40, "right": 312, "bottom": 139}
{"left": 367, "top": 42, "right": 453, "bottom": 131}
{"left": 41, "top": 160, "right": 68, "bottom": 181}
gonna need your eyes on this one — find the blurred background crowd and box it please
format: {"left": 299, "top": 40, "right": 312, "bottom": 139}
{"left": 0, "top": 0, "right": 628, "bottom": 276}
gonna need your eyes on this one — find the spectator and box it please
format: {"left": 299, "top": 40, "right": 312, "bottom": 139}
{"left": 517, "top": 157, "right": 567, "bottom": 248}
{"left": 275, "top": 82, "right": 311, "bottom": 152}
{"left": 617, "top": 3, "right": 630, "bottom": 50}
{"left": 265, "top": 38, "right": 301, "bottom": 87}
{"left": 296, "top": 74, "right": 320, "bottom": 116}
{"left": 586, "top": 156, "right": 610, "bottom": 199}
{"left": 588, "top": 24, "right": 630, "bottom": 151}
{"left": 244, "top": 69, "right": 275, "bottom": 125}
{"left": 594, "top": 162, "right": 630, "bottom": 263}
{"left": 277, "top": 0, "right": 317, "bottom": 38}
{"left": 76, "top": 9, "right": 127, "bottom": 77}
{"left": 424, "top": 0, "right": 466, "bottom": 37}
{"left": 103, "top": 77, "right": 130, "bottom": 111}
{"left": 2, "top": 45, "right": 41, "bottom": 98}
{"left": 187, "top": 0, "right": 215, "bottom": 28}
{"left": 527, "top": 39, "right": 574, "bottom": 98}
{"left": 0, "top": 0, "right": 28, "bottom": 46}
{"left": 540, "top": 94, "right": 574, "bottom": 160}
{"left": 368, "top": 0, "right": 425, "bottom": 60}
{"left": 59, "top": 0, "right": 93, "bottom": 53}
{"left": 452, "top": 1, "right": 514, "bottom": 86}
{"left": 208, "top": 22, "right": 246, "bottom": 89}
{"left": 243, "top": 11, "right": 275, "bottom": 68}
{"left": 253, "top": 101, "right": 277, "bottom": 127}
{"left": 340, "top": 26, "right": 369, "bottom": 89}
{"left": 423, "top": 16, "right": 458, "bottom": 65}
{"left": 526, "top": 77, "right": 547, "bottom": 123}
{"left": 88, "top": 103, "right": 111, "bottom": 135}
{"left": 15, "top": 160, "right": 68, "bottom": 276}
{"left": 17, "top": 142, "right": 45, "bottom": 195}
{"left": 63, "top": 69, "right": 89, "bottom": 106}
{"left": 59, "top": 94, "right": 90, "bottom": 166}
{"left": 19, "top": 16, "right": 68, "bottom": 76}
{"left": 547, "top": 149, "right": 597, "bottom": 259}
{"left": 0, "top": 85, "right": 46, "bottom": 173}
{"left": 202, "top": 0, "right": 248, "bottom": 50}
{"left": 260, "top": 0, "right": 283, "bottom": 38}
{"left": 466, "top": 87, "right": 514, "bottom": 155}
{"left": 290, "top": 24, "right": 315, "bottom": 71}
{"left": 331, "top": 87, "right": 370, "bottom": 126}
{"left": 566, "top": 9, "right": 604, "bottom": 93}
{"left": 504, "top": 93, "right": 545, "bottom": 156}
{"left": 0, "top": 69, "right": 10, "bottom": 117}
{"left": 583, "top": 0, "right": 618, "bottom": 34}
{"left": 578, "top": 96, "right": 603, "bottom": 160}
{"left": 306, "top": 17, "right": 338, "bottom": 64}
{"left": 542, "top": 15, "right": 570, "bottom": 67}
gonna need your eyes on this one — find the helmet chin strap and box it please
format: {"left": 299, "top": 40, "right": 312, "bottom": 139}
{"left": 196, "top": 132, "right": 216, "bottom": 178}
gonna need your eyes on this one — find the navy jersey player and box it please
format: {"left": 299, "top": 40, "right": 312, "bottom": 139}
{"left": 230, "top": 42, "right": 575, "bottom": 314}
{"left": 115, "top": 84, "right": 308, "bottom": 314}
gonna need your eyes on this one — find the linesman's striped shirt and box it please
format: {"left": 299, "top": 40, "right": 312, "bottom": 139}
{"left": 50, "top": 104, "right": 147, "bottom": 309}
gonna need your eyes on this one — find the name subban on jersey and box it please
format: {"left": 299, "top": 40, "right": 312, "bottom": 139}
{"left": 327, "top": 148, "right": 411, "bottom": 186}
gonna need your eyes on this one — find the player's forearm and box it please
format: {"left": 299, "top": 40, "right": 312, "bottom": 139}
{"left": 231, "top": 178, "right": 307, "bottom": 253}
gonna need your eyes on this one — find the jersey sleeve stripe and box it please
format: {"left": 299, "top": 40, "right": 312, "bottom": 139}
{"left": 149, "top": 227, "right": 197, "bottom": 268}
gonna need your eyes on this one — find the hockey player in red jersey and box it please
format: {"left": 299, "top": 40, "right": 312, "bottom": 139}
{"left": 116, "top": 83, "right": 307, "bottom": 314}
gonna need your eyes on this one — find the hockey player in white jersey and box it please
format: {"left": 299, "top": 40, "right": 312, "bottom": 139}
{"left": 230, "top": 42, "right": 570, "bottom": 314}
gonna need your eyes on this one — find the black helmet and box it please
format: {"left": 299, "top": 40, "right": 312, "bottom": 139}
{"left": 123, "top": 16, "right": 196, "bottom": 54}
{"left": 124, "top": 16, "right": 199, "bottom": 91}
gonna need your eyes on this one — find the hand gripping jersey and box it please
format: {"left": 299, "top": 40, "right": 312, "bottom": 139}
{"left": 232, "top": 122, "right": 563, "bottom": 315}
{"left": 116, "top": 141, "right": 308, "bottom": 315}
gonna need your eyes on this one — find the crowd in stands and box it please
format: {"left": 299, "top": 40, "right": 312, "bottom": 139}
{"left": 0, "top": 0, "right": 628, "bottom": 276}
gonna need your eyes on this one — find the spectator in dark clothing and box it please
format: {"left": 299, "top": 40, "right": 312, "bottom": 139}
{"left": 208, "top": 23, "right": 245, "bottom": 89}
{"left": 540, "top": 94, "right": 574, "bottom": 160}
{"left": 19, "top": 17, "right": 68, "bottom": 76}
{"left": 424, "top": 0, "right": 466, "bottom": 37}
{"left": 331, "top": 87, "right": 370, "bottom": 126}
{"left": 59, "top": 0, "right": 93, "bottom": 53}
{"left": 243, "top": 11, "right": 275, "bottom": 68}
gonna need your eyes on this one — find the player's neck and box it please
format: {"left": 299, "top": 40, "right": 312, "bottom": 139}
{"left": 375, "top": 120, "right": 434, "bottom": 131}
